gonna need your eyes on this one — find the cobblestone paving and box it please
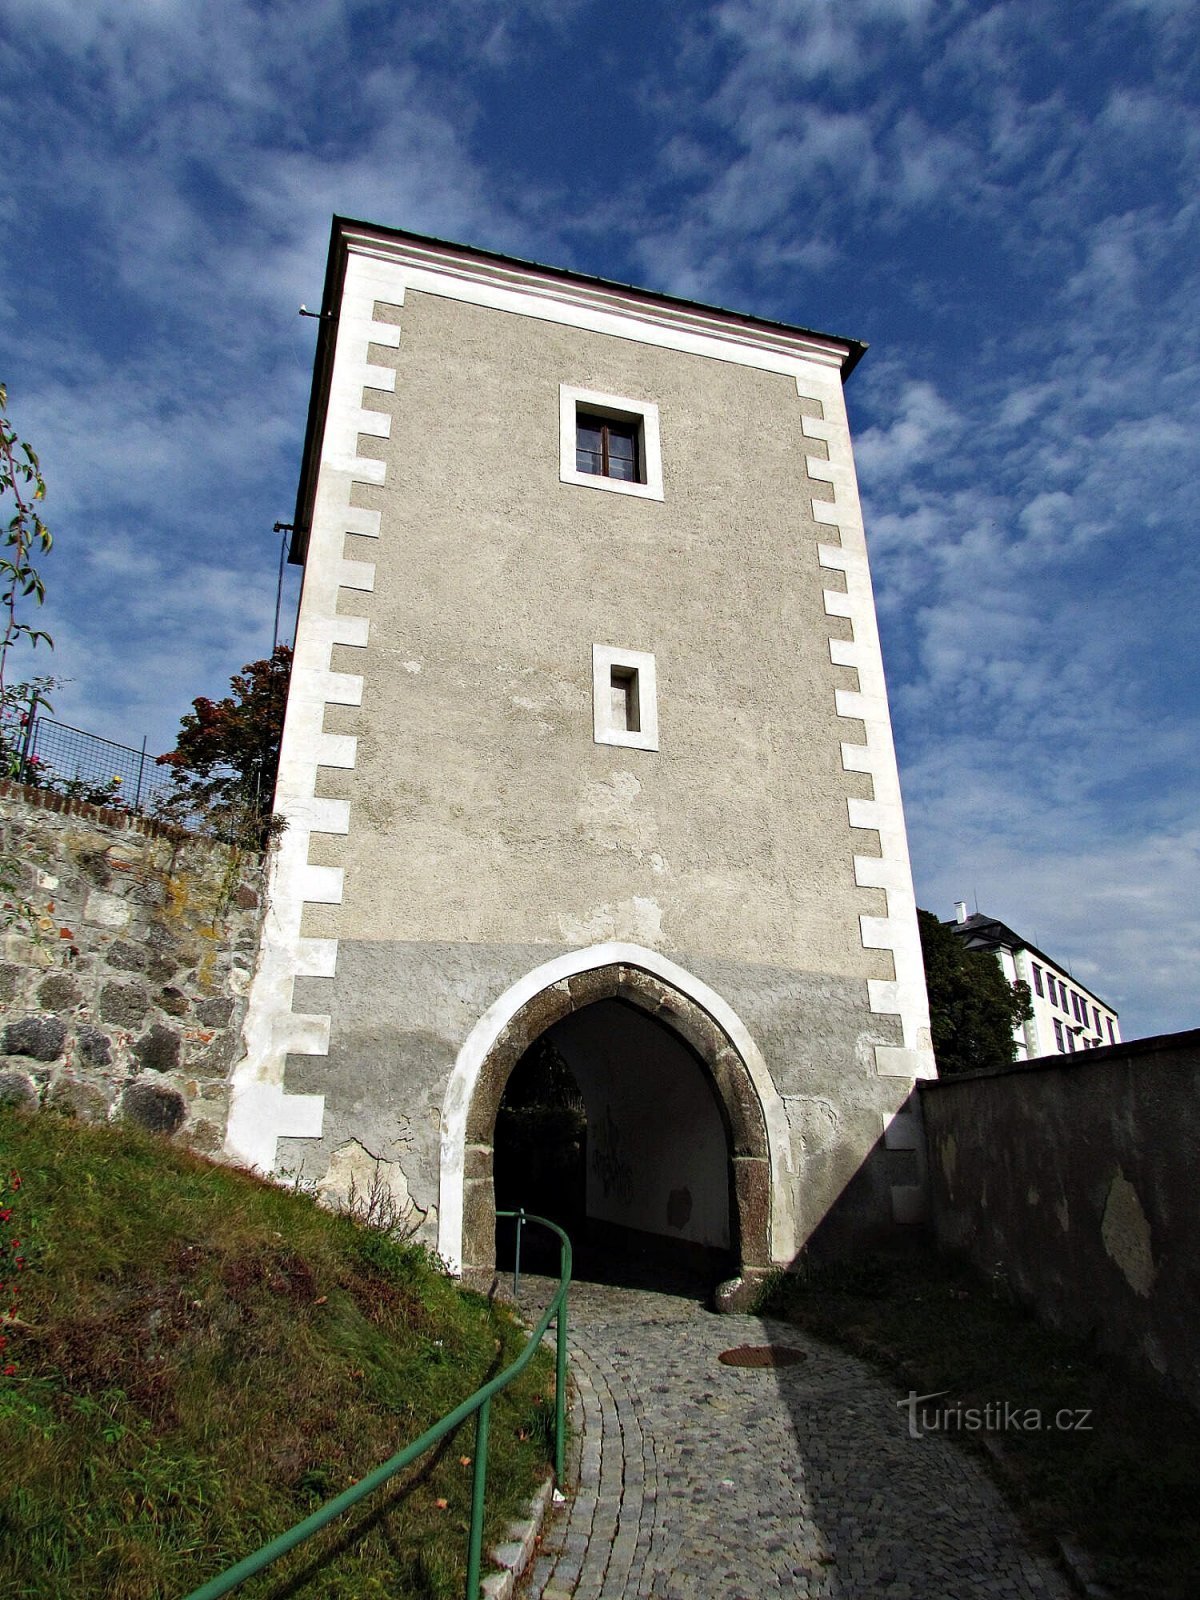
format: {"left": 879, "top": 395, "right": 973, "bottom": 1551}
{"left": 519, "top": 1277, "right": 1074, "bottom": 1600}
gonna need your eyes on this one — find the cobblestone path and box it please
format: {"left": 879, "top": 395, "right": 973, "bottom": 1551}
{"left": 519, "top": 1277, "right": 1074, "bottom": 1600}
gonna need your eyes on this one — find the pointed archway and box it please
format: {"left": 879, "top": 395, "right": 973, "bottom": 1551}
{"left": 439, "top": 945, "right": 793, "bottom": 1304}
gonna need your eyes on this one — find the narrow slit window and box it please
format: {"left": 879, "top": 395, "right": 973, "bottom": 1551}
{"left": 610, "top": 666, "right": 641, "bottom": 732}
{"left": 592, "top": 644, "right": 658, "bottom": 750}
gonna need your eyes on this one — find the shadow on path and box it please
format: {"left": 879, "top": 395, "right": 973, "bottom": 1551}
{"left": 515, "top": 1278, "right": 1073, "bottom": 1600}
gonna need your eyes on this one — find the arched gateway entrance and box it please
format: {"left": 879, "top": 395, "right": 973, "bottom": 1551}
{"left": 439, "top": 944, "right": 793, "bottom": 1303}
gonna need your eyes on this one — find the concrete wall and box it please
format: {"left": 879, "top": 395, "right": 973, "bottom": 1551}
{"left": 0, "top": 782, "right": 263, "bottom": 1147}
{"left": 920, "top": 1031, "right": 1200, "bottom": 1409}
{"left": 233, "top": 227, "right": 935, "bottom": 1275}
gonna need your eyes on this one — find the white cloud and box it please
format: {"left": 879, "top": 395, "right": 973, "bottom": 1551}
{"left": 1, "top": 0, "right": 536, "bottom": 760}
{"left": 713, "top": 0, "right": 935, "bottom": 88}
{"left": 2, "top": 0, "right": 1197, "bottom": 1045}
{"left": 853, "top": 379, "right": 964, "bottom": 479}
{"left": 910, "top": 802, "right": 1200, "bottom": 1036}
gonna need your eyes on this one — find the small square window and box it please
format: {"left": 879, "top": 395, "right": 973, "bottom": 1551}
{"left": 576, "top": 413, "right": 641, "bottom": 482}
{"left": 560, "top": 386, "right": 663, "bottom": 500}
{"left": 592, "top": 644, "right": 658, "bottom": 750}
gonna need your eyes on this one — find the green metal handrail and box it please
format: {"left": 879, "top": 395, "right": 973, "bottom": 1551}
{"left": 183, "top": 1209, "right": 570, "bottom": 1600}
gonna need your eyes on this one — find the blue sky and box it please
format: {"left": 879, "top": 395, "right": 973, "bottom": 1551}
{"left": 2, "top": 0, "right": 1197, "bottom": 1039}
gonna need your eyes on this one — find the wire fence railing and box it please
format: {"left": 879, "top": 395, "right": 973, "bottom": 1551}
{"left": 1, "top": 692, "right": 176, "bottom": 815}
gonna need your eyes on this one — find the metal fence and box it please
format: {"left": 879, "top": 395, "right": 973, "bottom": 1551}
{"left": 2, "top": 697, "right": 176, "bottom": 815}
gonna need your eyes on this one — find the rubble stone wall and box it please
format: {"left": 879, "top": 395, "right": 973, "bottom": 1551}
{"left": 0, "top": 782, "right": 264, "bottom": 1151}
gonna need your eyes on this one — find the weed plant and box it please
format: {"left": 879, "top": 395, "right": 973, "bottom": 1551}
{"left": 0, "top": 1108, "right": 556, "bottom": 1599}
{"left": 760, "top": 1252, "right": 1200, "bottom": 1600}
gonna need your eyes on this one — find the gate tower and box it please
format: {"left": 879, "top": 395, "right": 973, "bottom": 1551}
{"left": 228, "top": 219, "right": 934, "bottom": 1302}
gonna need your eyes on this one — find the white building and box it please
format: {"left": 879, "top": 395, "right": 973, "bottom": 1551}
{"left": 949, "top": 906, "right": 1120, "bottom": 1060}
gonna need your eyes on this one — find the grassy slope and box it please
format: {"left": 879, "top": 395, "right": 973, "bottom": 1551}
{"left": 0, "top": 1109, "right": 555, "bottom": 1600}
{"left": 761, "top": 1254, "right": 1200, "bottom": 1600}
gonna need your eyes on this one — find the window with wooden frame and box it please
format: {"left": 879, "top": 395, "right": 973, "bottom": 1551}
{"left": 559, "top": 386, "right": 664, "bottom": 500}
{"left": 576, "top": 412, "right": 641, "bottom": 482}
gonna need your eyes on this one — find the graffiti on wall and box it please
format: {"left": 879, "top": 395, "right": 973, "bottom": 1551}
{"left": 591, "top": 1102, "right": 633, "bottom": 1204}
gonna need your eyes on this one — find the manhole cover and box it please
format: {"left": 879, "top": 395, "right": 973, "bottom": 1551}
{"left": 718, "top": 1345, "right": 808, "bottom": 1368}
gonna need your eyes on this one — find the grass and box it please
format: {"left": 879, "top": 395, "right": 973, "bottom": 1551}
{"left": 0, "top": 1107, "right": 557, "bottom": 1599}
{"left": 759, "top": 1251, "right": 1200, "bottom": 1600}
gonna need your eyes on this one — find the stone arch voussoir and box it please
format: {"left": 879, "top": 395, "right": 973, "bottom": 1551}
{"left": 458, "top": 960, "right": 771, "bottom": 1279}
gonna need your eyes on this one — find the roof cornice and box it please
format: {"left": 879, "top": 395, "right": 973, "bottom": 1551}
{"left": 336, "top": 218, "right": 866, "bottom": 376}
{"left": 291, "top": 217, "right": 867, "bottom": 563}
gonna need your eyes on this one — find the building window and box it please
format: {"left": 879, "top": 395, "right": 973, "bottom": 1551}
{"left": 560, "top": 386, "right": 664, "bottom": 501}
{"left": 1107, "top": 1017, "right": 1116, "bottom": 1044}
{"left": 1031, "top": 963, "right": 1044, "bottom": 997}
{"left": 1046, "top": 974, "right": 1057, "bottom": 1007}
{"left": 609, "top": 664, "right": 641, "bottom": 732}
{"left": 1053, "top": 1019, "right": 1064, "bottom": 1051}
{"left": 592, "top": 644, "right": 659, "bottom": 751}
{"left": 1071, "top": 991, "right": 1083, "bottom": 1023}
{"left": 577, "top": 413, "right": 640, "bottom": 482}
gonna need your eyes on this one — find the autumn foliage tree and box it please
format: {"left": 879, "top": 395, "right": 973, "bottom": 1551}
{"left": 156, "top": 645, "right": 291, "bottom": 846}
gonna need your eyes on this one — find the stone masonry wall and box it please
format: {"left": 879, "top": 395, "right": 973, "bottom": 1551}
{"left": 0, "top": 782, "right": 264, "bottom": 1149}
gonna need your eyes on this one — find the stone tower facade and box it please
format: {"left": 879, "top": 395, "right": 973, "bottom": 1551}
{"left": 227, "top": 219, "right": 934, "bottom": 1301}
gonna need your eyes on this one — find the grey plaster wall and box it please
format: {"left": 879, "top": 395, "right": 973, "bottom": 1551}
{"left": 271, "top": 270, "right": 925, "bottom": 1266}
{"left": 920, "top": 1032, "right": 1200, "bottom": 1410}
{"left": 281, "top": 939, "right": 916, "bottom": 1256}
{"left": 305, "top": 289, "right": 889, "bottom": 980}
